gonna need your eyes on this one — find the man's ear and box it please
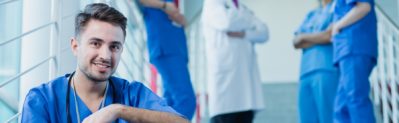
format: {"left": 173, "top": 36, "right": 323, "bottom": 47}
{"left": 71, "top": 37, "right": 79, "bottom": 56}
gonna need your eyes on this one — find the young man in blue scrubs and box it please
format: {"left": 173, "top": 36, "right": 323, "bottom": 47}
{"left": 331, "top": 0, "right": 378, "bottom": 122}
{"left": 293, "top": 0, "right": 338, "bottom": 123}
{"left": 135, "top": 0, "right": 196, "bottom": 120}
{"left": 21, "top": 3, "right": 189, "bottom": 123}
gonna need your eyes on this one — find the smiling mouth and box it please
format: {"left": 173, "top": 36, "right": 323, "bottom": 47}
{"left": 93, "top": 62, "right": 111, "bottom": 68}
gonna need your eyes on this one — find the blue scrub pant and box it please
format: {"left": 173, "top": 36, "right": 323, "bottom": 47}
{"left": 334, "top": 56, "right": 376, "bottom": 123}
{"left": 299, "top": 71, "right": 338, "bottom": 123}
{"left": 151, "top": 55, "right": 196, "bottom": 119}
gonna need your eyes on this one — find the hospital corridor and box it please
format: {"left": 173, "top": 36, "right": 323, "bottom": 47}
{"left": 0, "top": 0, "right": 398, "bottom": 123}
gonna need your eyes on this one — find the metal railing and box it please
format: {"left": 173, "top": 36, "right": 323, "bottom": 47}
{"left": 0, "top": 0, "right": 67, "bottom": 122}
{"left": 371, "top": 5, "right": 399, "bottom": 123}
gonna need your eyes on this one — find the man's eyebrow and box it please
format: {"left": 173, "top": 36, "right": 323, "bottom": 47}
{"left": 88, "top": 37, "right": 123, "bottom": 45}
{"left": 89, "top": 37, "right": 104, "bottom": 42}
{"left": 111, "top": 41, "right": 123, "bottom": 45}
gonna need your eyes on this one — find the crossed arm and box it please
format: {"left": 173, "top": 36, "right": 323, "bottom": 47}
{"left": 82, "top": 104, "right": 189, "bottom": 123}
{"left": 137, "top": 0, "right": 186, "bottom": 26}
{"left": 294, "top": 2, "right": 372, "bottom": 49}
{"left": 293, "top": 27, "right": 332, "bottom": 49}
{"left": 225, "top": 11, "right": 269, "bottom": 43}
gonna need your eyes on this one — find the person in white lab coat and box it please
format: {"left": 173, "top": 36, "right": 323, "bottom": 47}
{"left": 202, "top": 0, "right": 269, "bottom": 122}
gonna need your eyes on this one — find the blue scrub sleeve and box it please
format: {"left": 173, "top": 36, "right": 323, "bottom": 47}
{"left": 21, "top": 89, "right": 50, "bottom": 123}
{"left": 345, "top": 0, "right": 373, "bottom": 5}
{"left": 295, "top": 10, "right": 317, "bottom": 35}
{"left": 128, "top": 82, "right": 185, "bottom": 119}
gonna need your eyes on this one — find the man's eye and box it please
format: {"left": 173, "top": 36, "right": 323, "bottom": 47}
{"left": 91, "top": 42, "right": 100, "bottom": 47}
{"left": 111, "top": 45, "right": 121, "bottom": 51}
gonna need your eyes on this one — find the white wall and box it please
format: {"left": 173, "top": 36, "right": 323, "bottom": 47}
{"left": 242, "top": 0, "right": 318, "bottom": 83}
{"left": 184, "top": 0, "right": 204, "bottom": 23}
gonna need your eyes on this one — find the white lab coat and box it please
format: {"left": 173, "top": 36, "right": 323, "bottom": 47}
{"left": 201, "top": 0, "right": 269, "bottom": 117}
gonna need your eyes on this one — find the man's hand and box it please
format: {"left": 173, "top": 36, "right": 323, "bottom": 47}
{"left": 331, "top": 2, "right": 371, "bottom": 36}
{"left": 227, "top": 31, "right": 245, "bottom": 38}
{"left": 293, "top": 35, "right": 313, "bottom": 49}
{"left": 163, "top": 2, "right": 186, "bottom": 26}
{"left": 82, "top": 104, "right": 122, "bottom": 123}
{"left": 332, "top": 23, "right": 342, "bottom": 36}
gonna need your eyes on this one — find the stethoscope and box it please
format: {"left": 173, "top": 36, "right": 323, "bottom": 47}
{"left": 66, "top": 72, "right": 117, "bottom": 123}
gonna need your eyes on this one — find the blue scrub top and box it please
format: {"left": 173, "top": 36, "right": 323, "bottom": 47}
{"left": 21, "top": 74, "right": 182, "bottom": 123}
{"left": 332, "top": 0, "right": 378, "bottom": 63}
{"left": 138, "top": 0, "right": 188, "bottom": 61}
{"left": 295, "top": 3, "right": 337, "bottom": 77}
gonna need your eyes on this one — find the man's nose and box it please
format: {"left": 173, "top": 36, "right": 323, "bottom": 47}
{"left": 98, "top": 46, "right": 112, "bottom": 60}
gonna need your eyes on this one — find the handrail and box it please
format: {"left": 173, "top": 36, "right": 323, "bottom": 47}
{"left": 0, "top": 44, "right": 70, "bottom": 119}
{"left": 0, "top": 11, "right": 77, "bottom": 47}
{"left": 375, "top": 4, "right": 399, "bottom": 31}
{"left": 5, "top": 112, "right": 20, "bottom": 123}
{"left": 0, "top": 0, "right": 18, "bottom": 5}
{"left": 0, "top": 22, "right": 56, "bottom": 46}
{"left": 0, "top": 46, "right": 70, "bottom": 88}
{"left": 0, "top": 89, "right": 18, "bottom": 112}
{"left": 0, "top": 55, "right": 56, "bottom": 88}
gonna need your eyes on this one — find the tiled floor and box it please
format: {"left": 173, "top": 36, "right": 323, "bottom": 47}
{"left": 200, "top": 83, "right": 299, "bottom": 123}
{"left": 254, "top": 83, "right": 298, "bottom": 123}
{"left": 200, "top": 82, "right": 383, "bottom": 123}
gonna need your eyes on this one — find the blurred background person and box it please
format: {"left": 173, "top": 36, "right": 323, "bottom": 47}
{"left": 135, "top": 0, "right": 196, "bottom": 120}
{"left": 293, "top": 0, "right": 338, "bottom": 123}
{"left": 331, "top": 0, "right": 378, "bottom": 122}
{"left": 202, "top": 0, "right": 269, "bottom": 122}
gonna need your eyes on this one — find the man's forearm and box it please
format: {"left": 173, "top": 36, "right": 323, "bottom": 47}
{"left": 138, "top": 0, "right": 165, "bottom": 9}
{"left": 293, "top": 31, "right": 331, "bottom": 49}
{"left": 335, "top": 2, "right": 371, "bottom": 30}
{"left": 118, "top": 105, "right": 189, "bottom": 123}
{"left": 301, "top": 31, "right": 331, "bottom": 44}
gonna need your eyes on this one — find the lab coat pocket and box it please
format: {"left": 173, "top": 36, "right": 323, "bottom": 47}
{"left": 208, "top": 47, "right": 235, "bottom": 74}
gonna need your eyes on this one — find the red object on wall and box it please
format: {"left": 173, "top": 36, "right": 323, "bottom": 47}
{"left": 150, "top": 64, "right": 158, "bottom": 94}
{"left": 174, "top": 0, "right": 179, "bottom": 8}
{"left": 196, "top": 93, "right": 203, "bottom": 123}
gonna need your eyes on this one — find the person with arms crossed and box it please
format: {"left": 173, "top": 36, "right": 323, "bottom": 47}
{"left": 293, "top": 0, "right": 338, "bottom": 123}
{"left": 202, "top": 0, "right": 269, "bottom": 122}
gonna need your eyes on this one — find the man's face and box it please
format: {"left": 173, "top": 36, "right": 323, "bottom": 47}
{"left": 71, "top": 19, "right": 124, "bottom": 82}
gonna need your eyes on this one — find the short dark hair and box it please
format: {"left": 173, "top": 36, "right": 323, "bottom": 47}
{"left": 75, "top": 3, "right": 127, "bottom": 38}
